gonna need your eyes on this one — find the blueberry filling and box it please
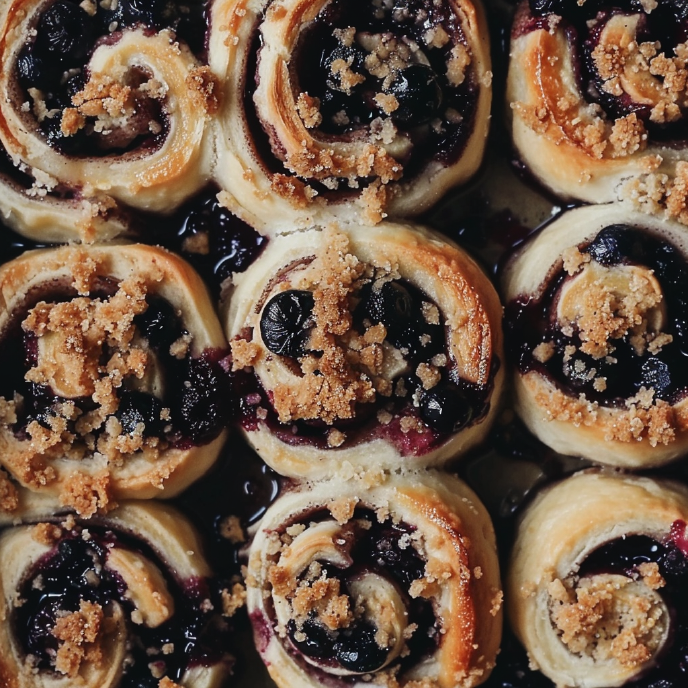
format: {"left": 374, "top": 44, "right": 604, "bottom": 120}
{"left": 13, "top": 525, "right": 227, "bottom": 685}
{"left": 238, "top": 277, "right": 494, "bottom": 450}
{"left": 0, "top": 283, "right": 228, "bottom": 449}
{"left": 14, "top": 0, "right": 208, "bottom": 155}
{"left": 505, "top": 225, "right": 688, "bottom": 406}
{"left": 282, "top": 510, "right": 438, "bottom": 676}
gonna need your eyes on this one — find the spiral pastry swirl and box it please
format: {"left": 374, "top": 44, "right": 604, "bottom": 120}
{"left": 209, "top": 0, "right": 491, "bottom": 231}
{"left": 508, "top": 0, "right": 688, "bottom": 224}
{"left": 247, "top": 471, "right": 502, "bottom": 688}
{"left": 508, "top": 470, "right": 688, "bottom": 688}
{"left": 503, "top": 203, "right": 688, "bottom": 468}
{"left": 0, "top": 243, "right": 229, "bottom": 512}
{"left": 0, "top": 492, "right": 229, "bottom": 688}
{"left": 224, "top": 223, "right": 503, "bottom": 479}
{"left": 0, "top": 0, "right": 217, "bottom": 241}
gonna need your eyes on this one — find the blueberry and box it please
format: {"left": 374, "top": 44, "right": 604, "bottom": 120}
{"left": 116, "top": 0, "right": 174, "bottom": 28}
{"left": 16, "top": 47, "right": 59, "bottom": 91}
{"left": 25, "top": 596, "right": 62, "bottom": 656}
{"left": 661, "top": 544, "right": 688, "bottom": 579}
{"left": 260, "top": 290, "right": 315, "bottom": 357}
{"left": 41, "top": 115, "right": 87, "bottom": 155}
{"left": 420, "top": 384, "right": 473, "bottom": 433}
{"left": 321, "top": 43, "right": 366, "bottom": 83}
{"left": 35, "top": 0, "right": 94, "bottom": 63}
{"left": 585, "top": 225, "right": 639, "bottom": 266}
{"left": 667, "top": 0, "right": 688, "bottom": 21}
{"left": 288, "top": 618, "right": 334, "bottom": 658}
{"left": 173, "top": 356, "right": 228, "bottom": 443}
{"left": 371, "top": 529, "right": 425, "bottom": 585}
{"left": 116, "top": 391, "right": 165, "bottom": 437}
{"left": 134, "top": 299, "right": 182, "bottom": 349}
{"left": 362, "top": 281, "right": 418, "bottom": 336}
{"left": 333, "top": 623, "right": 388, "bottom": 673}
{"left": 640, "top": 357, "right": 671, "bottom": 395}
{"left": 386, "top": 65, "right": 442, "bottom": 126}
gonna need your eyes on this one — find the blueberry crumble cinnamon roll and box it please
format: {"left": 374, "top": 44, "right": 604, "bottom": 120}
{"left": 508, "top": 470, "right": 688, "bottom": 688}
{"left": 0, "top": 0, "right": 217, "bottom": 240}
{"left": 0, "top": 244, "right": 229, "bottom": 513}
{"left": 209, "top": 0, "right": 491, "bottom": 231}
{"left": 503, "top": 204, "right": 688, "bottom": 468}
{"left": 0, "top": 492, "right": 230, "bottom": 688}
{"left": 508, "top": 0, "right": 688, "bottom": 223}
{"left": 247, "top": 471, "right": 502, "bottom": 688}
{"left": 224, "top": 224, "right": 504, "bottom": 479}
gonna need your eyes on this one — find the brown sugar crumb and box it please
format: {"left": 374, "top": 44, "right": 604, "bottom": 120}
{"left": 609, "top": 113, "right": 647, "bottom": 158}
{"left": 270, "top": 173, "right": 316, "bottom": 208}
{"left": 359, "top": 179, "right": 389, "bottom": 225}
{"left": 0, "top": 468, "right": 18, "bottom": 513}
{"left": 182, "top": 231, "right": 210, "bottom": 255}
{"left": 490, "top": 590, "right": 504, "bottom": 617}
{"left": 59, "top": 472, "right": 114, "bottom": 518}
{"left": 400, "top": 416, "right": 425, "bottom": 434}
{"left": 533, "top": 341, "right": 556, "bottom": 363}
{"left": 32, "top": 522, "right": 63, "bottom": 546}
{"left": 230, "top": 339, "right": 262, "bottom": 370}
{"left": 622, "top": 162, "right": 688, "bottom": 226}
{"left": 159, "top": 678, "right": 183, "bottom": 688}
{"left": 374, "top": 93, "right": 400, "bottom": 115}
{"left": 327, "top": 428, "right": 346, "bottom": 447}
{"left": 637, "top": 562, "right": 665, "bottom": 591}
{"left": 561, "top": 246, "right": 591, "bottom": 276}
{"left": 186, "top": 65, "right": 220, "bottom": 115}
{"left": 447, "top": 44, "right": 471, "bottom": 87}
{"left": 328, "top": 497, "right": 358, "bottom": 524}
{"left": 296, "top": 92, "right": 323, "bottom": 129}
{"left": 416, "top": 362, "right": 441, "bottom": 390}
{"left": 330, "top": 58, "right": 366, "bottom": 94}
{"left": 548, "top": 575, "right": 667, "bottom": 668}
{"left": 52, "top": 600, "right": 104, "bottom": 677}
{"left": 219, "top": 515, "right": 245, "bottom": 544}
{"left": 221, "top": 582, "right": 247, "bottom": 618}
{"left": 61, "top": 107, "right": 86, "bottom": 136}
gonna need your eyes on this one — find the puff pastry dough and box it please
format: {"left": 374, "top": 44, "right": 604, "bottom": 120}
{"left": 224, "top": 222, "right": 504, "bottom": 479}
{"left": 0, "top": 243, "right": 228, "bottom": 511}
{"left": 508, "top": 470, "right": 688, "bottom": 688}
{"left": 0, "top": 0, "right": 217, "bottom": 241}
{"left": 209, "top": 0, "right": 491, "bottom": 232}
{"left": 503, "top": 203, "right": 688, "bottom": 468}
{"left": 247, "top": 471, "right": 502, "bottom": 688}
{"left": 0, "top": 491, "right": 226, "bottom": 688}
{"left": 508, "top": 1, "right": 688, "bottom": 225}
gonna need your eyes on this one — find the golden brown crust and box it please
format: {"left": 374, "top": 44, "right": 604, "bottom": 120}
{"left": 508, "top": 2, "right": 688, "bottom": 220}
{"left": 508, "top": 471, "right": 688, "bottom": 688}
{"left": 503, "top": 203, "right": 688, "bottom": 468}
{"left": 0, "top": 244, "right": 228, "bottom": 508}
{"left": 209, "top": 0, "right": 492, "bottom": 232}
{"left": 247, "top": 472, "right": 502, "bottom": 688}
{"left": 0, "top": 3, "right": 215, "bottom": 238}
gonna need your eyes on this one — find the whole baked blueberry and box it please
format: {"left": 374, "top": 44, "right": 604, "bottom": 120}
{"left": 288, "top": 619, "right": 334, "bottom": 658}
{"left": 420, "top": 383, "right": 473, "bottom": 432}
{"left": 387, "top": 64, "right": 443, "bottom": 126}
{"left": 333, "top": 624, "right": 388, "bottom": 673}
{"left": 585, "top": 225, "right": 639, "bottom": 266}
{"left": 35, "top": 0, "right": 95, "bottom": 64}
{"left": 117, "top": 391, "right": 166, "bottom": 437}
{"left": 260, "top": 290, "right": 315, "bottom": 357}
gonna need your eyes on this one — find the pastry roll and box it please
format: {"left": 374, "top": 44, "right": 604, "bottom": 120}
{"left": 0, "top": 0, "right": 217, "bottom": 241}
{"left": 0, "top": 491, "right": 228, "bottom": 688}
{"left": 225, "top": 223, "right": 504, "bottom": 479}
{"left": 503, "top": 203, "right": 688, "bottom": 468}
{"left": 209, "top": 0, "right": 491, "bottom": 231}
{"left": 247, "top": 471, "right": 502, "bottom": 688}
{"left": 508, "top": 470, "right": 688, "bottom": 688}
{"left": 508, "top": 1, "right": 688, "bottom": 224}
{"left": 0, "top": 243, "right": 229, "bottom": 512}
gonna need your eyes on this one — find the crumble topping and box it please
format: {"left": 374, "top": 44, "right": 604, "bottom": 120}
{"left": 186, "top": 65, "right": 220, "bottom": 115}
{"left": 52, "top": 600, "right": 104, "bottom": 677}
{"left": 221, "top": 582, "right": 247, "bottom": 617}
{"left": 548, "top": 574, "right": 667, "bottom": 668}
{"left": 296, "top": 93, "right": 323, "bottom": 129}
{"left": 219, "top": 515, "right": 246, "bottom": 543}
{"left": 32, "top": 522, "right": 63, "bottom": 545}
{"left": 0, "top": 468, "right": 18, "bottom": 513}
